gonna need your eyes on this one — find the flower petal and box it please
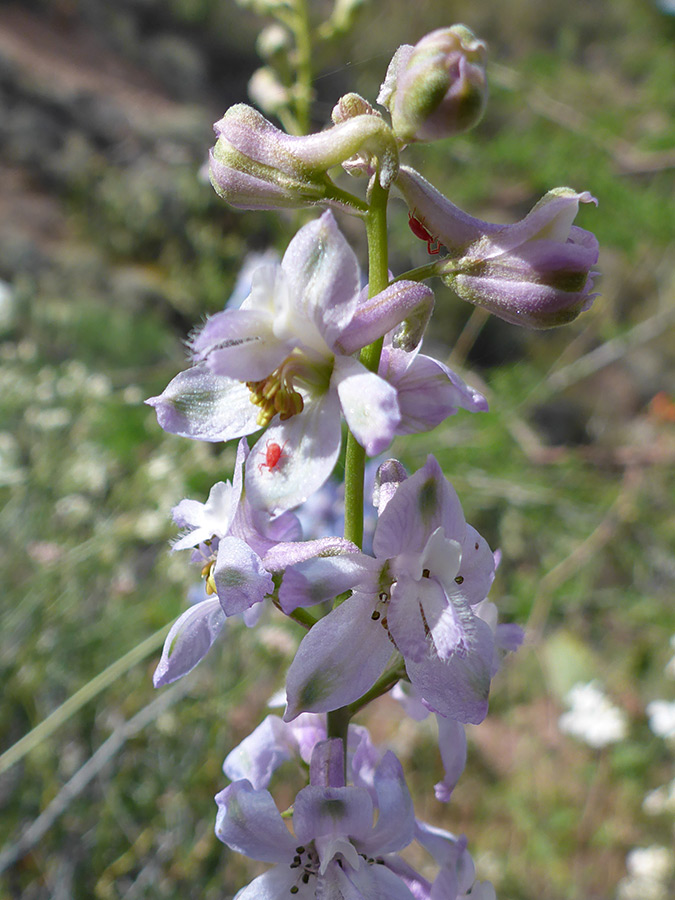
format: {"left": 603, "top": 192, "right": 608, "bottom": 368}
{"left": 387, "top": 576, "right": 430, "bottom": 664}
{"left": 433, "top": 717, "right": 467, "bottom": 802}
{"left": 347, "top": 863, "right": 417, "bottom": 900}
{"left": 334, "top": 355, "right": 401, "bottom": 456}
{"left": 191, "top": 305, "right": 287, "bottom": 382}
{"left": 455, "top": 525, "right": 495, "bottom": 606}
{"left": 233, "top": 866, "right": 316, "bottom": 900}
{"left": 293, "top": 785, "right": 373, "bottom": 849}
{"left": 214, "top": 535, "right": 274, "bottom": 615}
{"left": 382, "top": 349, "right": 488, "bottom": 435}
{"left": 263, "top": 537, "right": 364, "bottom": 571}
{"left": 358, "top": 752, "right": 414, "bottom": 855}
{"left": 146, "top": 365, "right": 259, "bottom": 442}
{"left": 214, "top": 780, "right": 297, "bottom": 862}
{"left": 245, "top": 394, "right": 342, "bottom": 514}
{"left": 281, "top": 210, "right": 360, "bottom": 352}
{"left": 396, "top": 166, "right": 500, "bottom": 252}
{"left": 336, "top": 281, "right": 434, "bottom": 356}
{"left": 284, "top": 592, "right": 395, "bottom": 720}
{"left": 279, "top": 555, "right": 373, "bottom": 614}
{"left": 373, "top": 456, "right": 465, "bottom": 558}
{"left": 172, "top": 481, "right": 237, "bottom": 550}
{"left": 153, "top": 598, "right": 225, "bottom": 687}
{"left": 405, "top": 616, "right": 494, "bottom": 723}
{"left": 223, "top": 715, "right": 295, "bottom": 789}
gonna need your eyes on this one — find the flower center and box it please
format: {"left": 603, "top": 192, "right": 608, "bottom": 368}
{"left": 288, "top": 844, "right": 319, "bottom": 894}
{"left": 246, "top": 350, "right": 333, "bottom": 427}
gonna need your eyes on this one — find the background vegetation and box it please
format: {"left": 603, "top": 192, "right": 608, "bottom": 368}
{"left": 0, "top": 0, "right": 673, "bottom": 897}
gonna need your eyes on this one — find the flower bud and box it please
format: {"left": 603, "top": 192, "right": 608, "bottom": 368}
{"left": 378, "top": 25, "right": 488, "bottom": 144}
{"left": 397, "top": 166, "right": 600, "bottom": 329}
{"left": 255, "top": 24, "right": 292, "bottom": 62}
{"left": 209, "top": 103, "right": 398, "bottom": 210}
{"left": 331, "top": 92, "right": 384, "bottom": 178}
{"left": 247, "top": 67, "right": 290, "bottom": 118}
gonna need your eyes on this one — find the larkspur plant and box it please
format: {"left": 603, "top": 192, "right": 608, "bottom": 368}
{"left": 148, "top": 12, "right": 599, "bottom": 899}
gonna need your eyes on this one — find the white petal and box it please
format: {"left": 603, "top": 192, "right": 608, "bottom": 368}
{"left": 333, "top": 355, "right": 400, "bottom": 456}
{"left": 245, "top": 393, "right": 342, "bottom": 514}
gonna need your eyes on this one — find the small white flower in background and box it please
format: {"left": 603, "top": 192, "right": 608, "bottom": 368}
{"left": 646, "top": 699, "right": 675, "bottom": 741}
{"left": 643, "top": 777, "right": 675, "bottom": 816}
{"left": 616, "top": 846, "right": 675, "bottom": 900}
{"left": 558, "top": 681, "right": 627, "bottom": 749}
{"left": 664, "top": 634, "right": 675, "bottom": 680}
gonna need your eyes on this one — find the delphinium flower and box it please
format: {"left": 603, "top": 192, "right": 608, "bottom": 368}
{"left": 221, "top": 709, "right": 382, "bottom": 794}
{"left": 396, "top": 165, "right": 599, "bottom": 328}
{"left": 153, "top": 438, "right": 300, "bottom": 686}
{"left": 215, "top": 738, "right": 417, "bottom": 899}
{"left": 144, "top": 15, "right": 602, "bottom": 899}
{"left": 284, "top": 455, "right": 497, "bottom": 723}
{"left": 147, "top": 211, "right": 434, "bottom": 513}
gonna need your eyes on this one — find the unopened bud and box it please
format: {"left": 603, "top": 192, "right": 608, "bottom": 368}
{"left": 248, "top": 67, "right": 290, "bottom": 117}
{"left": 396, "top": 167, "right": 600, "bottom": 329}
{"left": 209, "top": 103, "right": 398, "bottom": 210}
{"left": 378, "top": 25, "right": 488, "bottom": 144}
{"left": 331, "top": 93, "right": 383, "bottom": 177}
{"left": 256, "top": 24, "right": 292, "bottom": 61}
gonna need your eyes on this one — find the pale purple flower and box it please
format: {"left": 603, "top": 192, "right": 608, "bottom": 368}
{"left": 397, "top": 165, "right": 599, "bottom": 328}
{"left": 222, "top": 712, "right": 382, "bottom": 797}
{"left": 284, "top": 456, "right": 497, "bottom": 723}
{"left": 391, "top": 683, "right": 467, "bottom": 803}
{"left": 147, "top": 211, "right": 434, "bottom": 513}
{"left": 378, "top": 329, "right": 488, "bottom": 433}
{"left": 209, "top": 103, "right": 399, "bottom": 211}
{"left": 387, "top": 820, "right": 495, "bottom": 900}
{"left": 153, "top": 439, "right": 300, "bottom": 687}
{"left": 215, "top": 740, "right": 416, "bottom": 900}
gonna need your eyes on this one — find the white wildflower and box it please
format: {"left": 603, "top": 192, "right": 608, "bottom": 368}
{"left": 559, "top": 681, "right": 627, "bottom": 748}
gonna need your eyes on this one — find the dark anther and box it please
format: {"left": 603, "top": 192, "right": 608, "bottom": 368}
{"left": 302, "top": 873, "right": 310, "bottom": 884}
{"left": 371, "top": 610, "right": 381, "bottom": 620}
{"left": 293, "top": 855, "right": 301, "bottom": 864}
{"left": 422, "top": 568, "right": 430, "bottom": 578}
{"left": 455, "top": 575, "right": 464, "bottom": 584}
{"left": 475, "top": 542, "right": 479, "bottom": 550}
{"left": 381, "top": 616, "right": 388, "bottom": 629}
{"left": 290, "top": 862, "right": 300, "bottom": 869}
{"left": 378, "top": 591, "right": 389, "bottom": 602}
{"left": 290, "top": 887, "right": 299, "bottom": 894}
{"left": 296, "top": 846, "right": 305, "bottom": 854}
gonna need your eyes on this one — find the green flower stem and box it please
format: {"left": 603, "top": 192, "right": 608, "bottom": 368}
{"left": 392, "top": 261, "right": 441, "bottom": 283}
{"left": 324, "top": 183, "right": 369, "bottom": 213}
{"left": 292, "top": 0, "right": 313, "bottom": 135}
{"left": 347, "top": 660, "right": 406, "bottom": 717}
{"left": 328, "top": 178, "right": 390, "bottom": 748}
{"left": 342, "top": 179, "right": 390, "bottom": 552}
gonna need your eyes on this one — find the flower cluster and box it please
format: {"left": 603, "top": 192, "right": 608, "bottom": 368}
{"left": 147, "top": 21, "right": 597, "bottom": 899}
